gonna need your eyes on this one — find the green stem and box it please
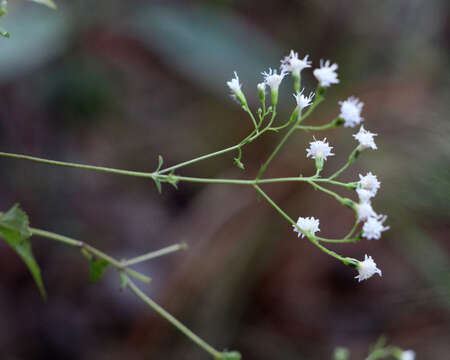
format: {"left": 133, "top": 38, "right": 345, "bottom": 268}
{"left": 244, "top": 106, "right": 259, "bottom": 131}
{"left": 253, "top": 185, "right": 346, "bottom": 262}
{"left": 0, "top": 151, "right": 355, "bottom": 191}
{"left": 123, "top": 243, "right": 188, "bottom": 266}
{"left": 0, "top": 152, "right": 154, "bottom": 178}
{"left": 125, "top": 276, "right": 223, "bottom": 359}
{"left": 297, "top": 117, "right": 343, "bottom": 131}
{"left": 30, "top": 227, "right": 151, "bottom": 283}
{"left": 328, "top": 147, "right": 359, "bottom": 181}
{"left": 307, "top": 180, "right": 354, "bottom": 209}
{"left": 258, "top": 95, "right": 323, "bottom": 179}
{"left": 315, "top": 220, "right": 361, "bottom": 243}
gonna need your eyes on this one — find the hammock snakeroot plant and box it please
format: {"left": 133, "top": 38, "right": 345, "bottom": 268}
{"left": 1, "top": 7, "right": 411, "bottom": 354}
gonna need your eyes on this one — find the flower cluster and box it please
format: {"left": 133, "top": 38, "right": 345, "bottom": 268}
{"left": 226, "top": 50, "right": 389, "bottom": 283}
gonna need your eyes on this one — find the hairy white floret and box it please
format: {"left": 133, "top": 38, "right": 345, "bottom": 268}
{"left": 353, "top": 126, "right": 377, "bottom": 150}
{"left": 362, "top": 215, "right": 390, "bottom": 240}
{"left": 313, "top": 59, "right": 339, "bottom": 87}
{"left": 357, "top": 201, "right": 377, "bottom": 222}
{"left": 400, "top": 350, "right": 416, "bottom": 360}
{"left": 280, "top": 50, "right": 311, "bottom": 75}
{"left": 293, "top": 89, "right": 315, "bottom": 110}
{"left": 262, "top": 68, "right": 286, "bottom": 91}
{"left": 358, "top": 172, "right": 380, "bottom": 197}
{"left": 355, "top": 254, "right": 382, "bottom": 282}
{"left": 356, "top": 188, "right": 373, "bottom": 203}
{"left": 339, "top": 96, "right": 364, "bottom": 128}
{"left": 306, "top": 138, "right": 334, "bottom": 161}
{"left": 227, "top": 71, "right": 241, "bottom": 93}
{"left": 292, "top": 216, "right": 320, "bottom": 238}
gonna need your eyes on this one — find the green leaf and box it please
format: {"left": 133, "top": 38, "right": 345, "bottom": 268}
{"left": 89, "top": 258, "right": 110, "bottom": 282}
{"left": 0, "top": 27, "right": 9, "bottom": 38}
{"left": 0, "top": 204, "right": 47, "bottom": 299}
{"left": 27, "top": 0, "right": 57, "bottom": 9}
{"left": 153, "top": 178, "right": 162, "bottom": 194}
{"left": 157, "top": 155, "right": 164, "bottom": 171}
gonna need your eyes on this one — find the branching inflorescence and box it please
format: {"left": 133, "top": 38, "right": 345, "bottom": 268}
{"left": 1, "top": 49, "right": 394, "bottom": 359}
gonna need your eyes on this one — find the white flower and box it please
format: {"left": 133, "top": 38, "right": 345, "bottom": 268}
{"left": 306, "top": 138, "right": 334, "bottom": 161}
{"left": 362, "top": 215, "right": 390, "bottom": 240}
{"left": 355, "top": 254, "right": 382, "bottom": 282}
{"left": 357, "top": 201, "right": 377, "bottom": 222}
{"left": 280, "top": 50, "right": 312, "bottom": 76}
{"left": 358, "top": 172, "right": 380, "bottom": 197}
{"left": 262, "top": 68, "right": 286, "bottom": 92}
{"left": 227, "top": 71, "right": 241, "bottom": 93}
{"left": 339, "top": 96, "right": 364, "bottom": 128}
{"left": 293, "top": 89, "right": 315, "bottom": 110}
{"left": 313, "top": 59, "right": 339, "bottom": 87}
{"left": 356, "top": 188, "right": 373, "bottom": 203}
{"left": 353, "top": 126, "right": 377, "bottom": 150}
{"left": 400, "top": 350, "right": 416, "bottom": 360}
{"left": 257, "top": 82, "right": 266, "bottom": 93}
{"left": 292, "top": 216, "right": 320, "bottom": 238}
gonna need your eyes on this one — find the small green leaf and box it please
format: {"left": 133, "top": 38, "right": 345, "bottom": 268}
{"left": 157, "top": 155, "right": 164, "bottom": 171}
{"left": 89, "top": 258, "right": 110, "bottom": 282}
{"left": 0, "top": 28, "right": 9, "bottom": 38}
{"left": 0, "top": 204, "right": 47, "bottom": 299}
{"left": 153, "top": 178, "right": 162, "bottom": 193}
{"left": 27, "top": 0, "right": 57, "bottom": 9}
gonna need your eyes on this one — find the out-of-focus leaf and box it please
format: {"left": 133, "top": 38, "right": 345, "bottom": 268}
{"left": 128, "top": 4, "right": 283, "bottom": 101}
{"left": 0, "top": 204, "right": 47, "bottom": 300}
{"left": 27, "top": 0, "right": 57, "bottom": 9}
{"left": 0, "top": 4, "right": 68, "bottom": 82}
{"left": 89, "top": 258, "right": 110, "bottom": 282}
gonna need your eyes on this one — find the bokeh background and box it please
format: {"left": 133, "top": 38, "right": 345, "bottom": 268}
{"left": 0, "top": 0, "right": 449, "bottom": 359}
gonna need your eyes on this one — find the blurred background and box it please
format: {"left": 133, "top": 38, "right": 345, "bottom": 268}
{"left": 0, "top": 0, "right": 449, "bottom": 359}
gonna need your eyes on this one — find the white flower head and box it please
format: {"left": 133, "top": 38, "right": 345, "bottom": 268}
{"left": 227, "top": 71, "right": 241, "bottom": 93}
{"left": 257, "top": 82, "right": 266, "bottom": 93}
{"left": 339, "top": 96, "right": 364, "bottom": 128}
{"left": 356, "top": 188, "right": 373, "bottom": 203}
{"left": 262, "top": 68, "right": 286, "bottom": 92}
{"left": 400, "top": 350, "right": 416, "bottom": 360}
{"left": 355, "top": 254, "right": 382, "bottom": 282}
{"left": 313, "top": 59, "right": 339, "bottom": 87}
{"left": 353, "top": 126, "right": 378, "bottom": 150}
{"left": 306, "top": 137, "right": 334, "bottom": 161}
{"left": 293, "top": 216, "right": 320, "bottom": 238}
{"left": 280, "top": 50, "right": 312, "bottom": 76}
{"left": 362, "top": 215, "right": 390, "bottom": 240}
{"left": 357, "top": 201, "right": 377, "bottom": 222}
{"left": 358, "top": 172, "right": 380, "bottom": 197}
{"left": 293, "top": 89, "right": 315, "bottom": 110}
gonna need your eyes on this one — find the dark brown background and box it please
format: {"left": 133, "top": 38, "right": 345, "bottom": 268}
{"left": 0, "top": 0, "right": 449, "bottom": 359}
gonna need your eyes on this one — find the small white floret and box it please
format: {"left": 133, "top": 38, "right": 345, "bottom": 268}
{"left": 353, "top": 126, "right": 377, "bottom": 150}
{"left": 280, "top": 50, "right": 312, "bottom": 76}
{"left": 362, "top": 215, "right": 390, "bottom": 240}
{"left": 355, "top": 254, "right": 382, "bottom": 282}
{"left": 357, "top": 201, "right": 377, "bottom": 222}
{"left": 313, "top": 59, "right": 339, "bottom": 87}
{"left": 227, "top": 71, "right": 241, "bottom": 93}
{"left": 356, "top": 188, "right": 373, "bottom": 203}
{"left": 293, "top": 89, "right": 315, "bottom": 110}
{"left": 339, "top": 96, "right": 364, "bottom": 128}
{"left": 400, "top": 350, "right": 416, "bottom": 360}
{"left": 292, "top": 216, "right": 320, "bottom": 238}
{"left": 358, "top": 172, "right": 380, "bottom": 197}
{"left": 306, "top": 138, "right": 334, "bottom": 161}
{"left": 262, "top": 68, "right": 286, "bottom": 91}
